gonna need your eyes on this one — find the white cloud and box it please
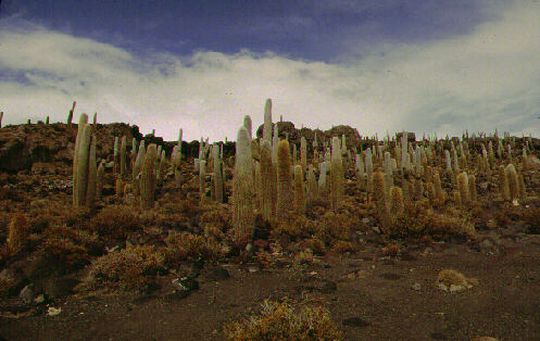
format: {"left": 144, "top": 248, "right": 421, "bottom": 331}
{"left": 1, "top": 0, "right": 539, "bottom": 141}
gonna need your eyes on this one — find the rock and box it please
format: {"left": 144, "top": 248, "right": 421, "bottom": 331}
{"left": 361, "top": 218, "right": 370, "bottom": 224}
{"left": 248, "top": 266, "right": 259, "bottom": 273}
{"left": 40, "top": 277, "right": 80, "bottom": 299}
{"left": 372, "top": 226, "right": 381, "bottom": 234}
{"left": 47, "top": 307, "right": 62, "bottom": 316}
{"left": 411, "top": 283, "right": 422, "bottom": 291}
{"left": 19, "top": 284, "right": 35, "bottom": 304}
{"left": 342, "top": 317, "right": 370, "bottom": 327}
{"left": 34, "top": 294, "right": 46, "bottom": 304}
{"left": 172, "top": 277, "right": 199, "bottom": 291}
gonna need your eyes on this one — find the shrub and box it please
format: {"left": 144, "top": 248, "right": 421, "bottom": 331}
{"left": 87, "top": 205, "right": 142, "bottom": 240}
{"left": 7, "top": 212, "right": 29, "bottom": 255}
{"left": 86, "top": 245, "right": 165, "bottom": 291}
{"left": 40, "top": 225, "right": 99, "bottom": 269}
{"left": 165, "top": 231, "right": 229, "bottom": 264}
{"left": 223, "top": 300, "right": 344, "bottom": 340}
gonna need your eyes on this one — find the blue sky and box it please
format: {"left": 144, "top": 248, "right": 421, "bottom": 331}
{"left": 0, "top": 0, "right": 539, "bottom": 140}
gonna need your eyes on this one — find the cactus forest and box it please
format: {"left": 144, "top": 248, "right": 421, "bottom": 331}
{"left": 0, "top": 98, "right": 538, "bottom": 340}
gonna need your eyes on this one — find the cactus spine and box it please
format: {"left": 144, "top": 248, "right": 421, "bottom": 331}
{"left": 233, "top": 127, "right": 254, "bottom": 242}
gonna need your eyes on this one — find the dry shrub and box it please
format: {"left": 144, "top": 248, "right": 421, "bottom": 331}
{"left": 165, "top": 231, "right": 229, "bottom": 264}
{"left": 200, "top": 204, "right": 231, "bottom": 230}
{"left": 204, "top": 225, "right": 226, "bottom": 240}
{"left": 0, "top": 272, "right": 16, "bottom": 298}
{"left": 273, "top": 215, "right": 315, "bottom": 240}
{"left": 314, "top": 212, "right": 356, "bottom": 245}
{"left": 295, "top": 248, "right": 314, "bottom": 265}
{"left": 301, "top": 238, "right": 326, "bottom": 256}
{"left": 88, "top": 205, "right": 142, "bottom": 240}
{"left": 40, "top": 225, "right": 99, "bottom": 269}
{"left": 523, "top": 207, "right": 540, "bottom": 233}
{"left": 7, "top": 212, "right": 29, "bottom": 255}
{"left": 256, "top": 251, "right": 275, "bottom": 269}
{"left": 331, "top": 240, "right": 357, "bottom": 254}
{"left": 382, "top": 242, "right": 401, "bottom": 256}
{"left": 86, "top": 245, "right": 165, "bottom": 291}
{"left": 223, "top": 300, "right": 343, "bottom": 341}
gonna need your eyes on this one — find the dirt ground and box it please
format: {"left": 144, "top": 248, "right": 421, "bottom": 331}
{"left": 2, "top": 227, "right": 539, "bottom": 341}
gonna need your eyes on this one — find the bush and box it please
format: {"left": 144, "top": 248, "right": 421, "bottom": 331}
{"left": 85, "top": 245, "right": 165, "bottom": 291}
{"left": 87, "top": 205, "right": 142, "bottom": 240}
{"left": 223, "top": 300, "right": 344, "bottom": 340}
{"left": 7, "top": 212, "right": 29, "bottom": 255}
{"left": 165, "top": 231, "right": 229, "bottom": 264}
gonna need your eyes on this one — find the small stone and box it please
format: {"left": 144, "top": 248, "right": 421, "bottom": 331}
{"left": 361, "top": 218, "right": 370, "bottom": 224}
{"left": 411, "top": 283, "right": 421, "bottom": 291}
{"left": 19, "top": 284, "right": 34, "bottom": 305}
{"left": 34, "top": 294, "right": 45, "bottom": 304}
{"left": 372, "top": 226, "right": 381, "bottom": 234}
{"left": 248, "top": 266, "right": 259, "bottom": 273}
{"left": 47, "top": 307, "right": 62, "bottom": 316}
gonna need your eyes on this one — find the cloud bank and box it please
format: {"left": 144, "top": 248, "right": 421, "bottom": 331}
{"left": 1, "top": 1, "right": 539, "bottom": 141}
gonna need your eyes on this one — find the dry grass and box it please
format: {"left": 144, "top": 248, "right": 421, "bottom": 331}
{"left": 223, "top": 300, "right": 344, "bottom": 341}
{"left": 87, "top": 205, "right": 142, "bottom": 240}
{"left": 7, "top": 212, "right": 29, "bottom": 255}
{"left": 164, "top": 231, "right": 229, "bottom": 264}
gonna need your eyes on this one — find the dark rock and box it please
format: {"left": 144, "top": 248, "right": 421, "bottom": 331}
{"left": 39, "top": 277, "right": 80, "bottom": 299}
{"left": 19, "top": 284, "right": 35, "bottom": 305}
{"left": 342, "top": 317, "right": 370, "bottom": 327}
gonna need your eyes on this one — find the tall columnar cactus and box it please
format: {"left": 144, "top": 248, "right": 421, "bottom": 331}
{"left": 260, "top": 140, "right": 275, "bottom": 221}
{"left": 172, "top": 145, "right": 183, "bottom": 188}
{"left": 199, "top": 159, "right": 207, "bottom": 204}
{"left": 272, "top": 125, "right": 279, "bottom": 165}
{"left": 456, "top": 171, "right": 470, "bottom": 205}
{"left": 119, "top": 136, "right": 127, "bottom": 176}
{"left": 389, "top": 186, "right": 404, "bottom": 217}
{"left": 96, "top": 160, "right": 105, "bottom": 201}
{"left": 0, "top": 111, "right": 3, "bottom": 128}
{"left": 306, "top": 165, "right": 318, "bottom": 206}
{"left": 293, "top": 165, "right": 305, "bottom": 214}
{"left": 243, "top": 115, "right": 253, "bottom": 141}
{"left": 73, "top": 114, "right": 97, "bottom": 208}
{"left": 433, "top": 170, "right": 446, "bottom": 205}
{"left": 67, "top": 101, "right": 76, "bottom": 126}
{"left": 400, "top": 132, "right": 408, "bottom": 172}
{"left": 383, "top": 152, "right": 394, "bottom": 194}
{"left": 318, "top": 161, "right": 328, "bottom": 196}
{"left": 140, "top": 144, "right": 157, "bottom": 209}
{"left": 276, "top": 139, "right": 293, "bottom": 221}
{"left": 113, "top": 136, "right": 120, "bottom": 175}
{"left": 468, "top": 174, "right": 477, "bottom": 202}
{"left": 504, "top": 163, "right": 519, "bottom": 202}
{"left": 263, "top": 99, "right": 272, "bottom": 144}
{"left": 300, "top": 136, "right": 307, "bottom": 173}
{"left": 232, "top": 127, "right": 255, "bottom": 243}
{"left": 213, "top": 143, "right": 224, "bottom": 203}
{"left": 133, "top": 140, "right": 146, "bottom": 180}
{"left": 499, "top": 165, "right": 510, "bottom": 201}
{"left": 329, "top": 137, "right": 344, "bottom": 211}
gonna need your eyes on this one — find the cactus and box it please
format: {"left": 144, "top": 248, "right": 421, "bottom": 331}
{"left": 140, "top": 144, "right": 157, "bottom": 209}
{"left": 96, "top": 160, "right": 105, "bottom": 200}
{"left": 276, "top": 139, "right": 293, "bottom": 221}
{"left": 259, "top": 140, "right": 275, "bottom": 221}
{"left": 433, "top": 171, "right": 446, "bottom": 205}
{"left": 329, "top": 137, "right": 344, "bottom": 211}
{"left": 113, "top": 136, "right": 120, "bottom": 175}
{"left": 0, "top": 111, "right": 3, "bottom": 128}
{"left": 306, "top": 165, "right": 318, "bottom": 206}
{"left": 468, "top": 174, "right": 477, "bottom": 203}
{"left": 518, "top": 173, "right": 527, "bottom": 202}
{"left": 389, "top": 186, "right": 404, "bottom": 217}
{"left": 300, "top": 136, "right": 307, "bottom": 173}
{"left": 92, "top": 112, "right": 97, "bottom": 125}
{"left": 120, "top": 136, "right": 127, "bottom": 176}
{"left": 499, "top": 165, "right": 510, "bottom": 201}
{"left": 171, "top": 145, "right": 183, "bottom": 188}
{"left": 232, "top": 127, "right": 255, "bottom": 242}
{"left": 73, "top": 114, "right": 96, "bottom": 208}
{"left": 45, "top": 116, "right": 49, "bottom": 125}
{"left": 243, "top": 115, "right": 252, "bottom": 141}
{"left": 263, "top": 99, "right": 273, "bottom": 144}
{"left": 67, "top": 101, "right": 76, "bottom": 126}
{"left": 504, "top": 164, "right": 519, "bottom": 202}
{"left": 199, "top": 159, "right": 207, "bottom": 204}
{"left": 213, "top": 143, "right": 225, "bottom": 203}
{"left": 456, "top": 171, "right": 470, "bottom": 205}
{"left": 293, "top": 165, "right": 305, "bottom": 214}
{"left": 318, "top": 161, "right": 328, "bottom": 196}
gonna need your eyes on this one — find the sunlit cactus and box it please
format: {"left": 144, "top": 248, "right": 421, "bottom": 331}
{"left": 468, "top": 174, "right": 477, "bottom": 203}
{"left": 300, "top": 136, "right": 307, "bottom": 173}
{"left": 389, "top": 186, "right": 404, "bottom": 217}
{"left": 329, "top": 137, "right": 344, "bottom": 211}
{"left": 243, "top": 115, "right": 252, "bottom": 141}
{"left": 263, "top": 99, "right": 273, "bottom": 144}
{"left": 232, "top": 127, "right": 255, "bottom": 243}
{"left": 96, "top": 160, "right": 105, "bottom": 201}
{"left": 504, "top": 163, "right": 519, "bottom": 202}
{"left": 73, "top": 114, "right": 96, "bottom": 209}
{"left": 456, "top": 171, "right": 470, "bottom": 205}
{"left": 213, "top": 143, "right": 225, "bottom": 203}
{"left": 293, "top": 165, "right": 305, "bottom": 214}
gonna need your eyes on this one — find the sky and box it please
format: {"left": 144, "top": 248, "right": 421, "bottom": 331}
{"left": 0, "top": 0, "right": 539, "bottom": 141}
